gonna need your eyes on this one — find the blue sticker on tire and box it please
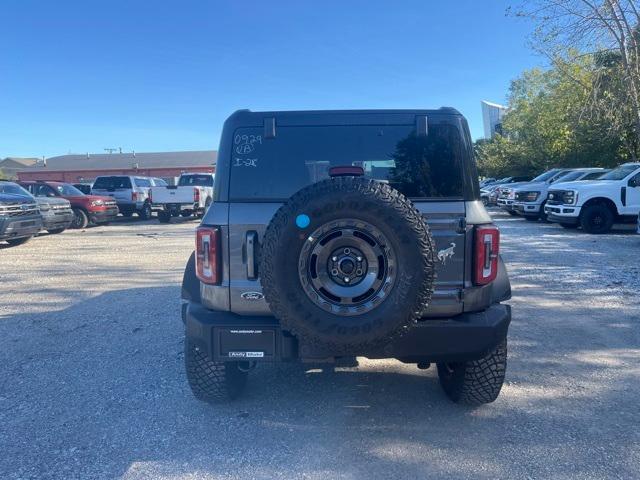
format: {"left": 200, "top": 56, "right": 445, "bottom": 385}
{"left": 296, "top": 214, "right": 310, "bottom": 228}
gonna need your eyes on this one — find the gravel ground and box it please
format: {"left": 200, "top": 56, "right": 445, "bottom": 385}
{"left": 0, "top": 212, "right": 639, "bottom": 480}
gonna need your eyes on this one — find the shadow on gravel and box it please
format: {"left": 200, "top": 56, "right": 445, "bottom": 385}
{"left": 0, "top": 286, "right": 638, "bottom": 479}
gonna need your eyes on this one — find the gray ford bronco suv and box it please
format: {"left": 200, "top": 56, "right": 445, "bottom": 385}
{"left": 181, "top": 109, "right": 512, "bottom": 405}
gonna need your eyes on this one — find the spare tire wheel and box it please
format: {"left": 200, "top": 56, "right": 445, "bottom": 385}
{"left": 260, "top": 177, "right": 436, "bottom": 351}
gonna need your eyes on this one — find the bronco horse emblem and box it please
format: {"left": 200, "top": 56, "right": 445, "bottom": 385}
{"left": 437, "top": 242, "right": 456, "bottom": 264}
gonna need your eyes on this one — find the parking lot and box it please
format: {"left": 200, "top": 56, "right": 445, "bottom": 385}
{"left": 1, "top": 212, "right": 638, "bottom": 480}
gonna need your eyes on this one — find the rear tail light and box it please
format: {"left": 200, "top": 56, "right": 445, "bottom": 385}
{"left": 194, "top": 188, "right": 200, "bottom": 203}
{"left": 132, "top": 192, "right": 138, "bottom": 202}
{"left": 474, "top": 225, "right": 500, "bottom": 285}
{"left": 196, "top": 226, "right": 221, "bottom": 285}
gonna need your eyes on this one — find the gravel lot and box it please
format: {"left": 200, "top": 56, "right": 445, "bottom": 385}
{"left": 1, "top": 212, "right": 639, "bottom": 480}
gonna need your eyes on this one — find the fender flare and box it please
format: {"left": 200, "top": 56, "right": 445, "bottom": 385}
{"left": 181, "top": 252, "right": 200, "bottom": 303}
{"left": 491, "top": 255, "right": 511, "bottom": 303}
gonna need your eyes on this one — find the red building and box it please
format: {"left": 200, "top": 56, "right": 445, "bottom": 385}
{"left": 17, "top": 150, "right": 217, "bottom": 184}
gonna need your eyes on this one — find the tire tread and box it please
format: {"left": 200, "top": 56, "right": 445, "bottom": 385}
{"left": 260, "top": 176, "right": 436, "bottom": 352}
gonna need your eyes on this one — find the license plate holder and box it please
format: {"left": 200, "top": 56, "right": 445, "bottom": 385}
{"left": 217, "top": 328, "right": 276, "bottom": 360}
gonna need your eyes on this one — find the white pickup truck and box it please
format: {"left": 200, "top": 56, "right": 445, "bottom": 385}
{"left": 150, "top": 173, "right": 214, "bottom": 223}
{"left": 545, "top": 162, "right": 640, "bottom": 233}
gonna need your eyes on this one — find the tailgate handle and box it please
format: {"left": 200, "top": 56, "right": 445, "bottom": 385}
{"left": 246, "top": 231, "right": 258, "bottom": 279}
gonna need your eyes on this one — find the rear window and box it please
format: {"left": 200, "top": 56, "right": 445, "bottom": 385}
{"left": 93, "top": 176, "right": 132, "bottom": 189}
{"left": 178, "top": 174, "right": 214, "bottom": 187}
{"left": 229, "top": 125, "right": 466, "bottom": 200}
{"left": 134, "top": 178, "right": 151, "bottom": 187}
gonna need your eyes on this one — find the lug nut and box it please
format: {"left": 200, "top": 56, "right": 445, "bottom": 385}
{"left": 344, "top": 277, "right": 350, "bottom": 283}
{"left": 344, "top": 248, "right": 351, "bottom": 254}
{"left": 331, "top": 269, "right": 338, "bottom": 276}
{"left": 332, "top": 256, "right": 338, "bottom": 261}
{"left": 356, "top": 256, "right": 362, "bottom": 262}
{"left": 356, "top": 269, "right": 363, "bottom": 276}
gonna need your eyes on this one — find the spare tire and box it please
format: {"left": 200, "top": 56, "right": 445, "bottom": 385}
{"left": 260, "top": 176, "right": 436, "bottom": 351}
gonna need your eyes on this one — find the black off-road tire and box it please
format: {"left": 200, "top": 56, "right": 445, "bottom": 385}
{"left": 260, "top": 176, "right": 436, "bottom": 352}
{"left": 437, "top": 339, "right": 507, "bottom": 405}
{"left": 184, "top": 339, "right": 248, "bottom": 402}
{"left": 158, "top": 210, "right": 171, "bottom": 223}
{"left": 6, "top": 236, "right": 32, "bottom": 246}
{"left": 580, "top": 204, "right": 614, "bottom": 234}
{"left": 71, "top": 208, "right": 89, "bottom": 229}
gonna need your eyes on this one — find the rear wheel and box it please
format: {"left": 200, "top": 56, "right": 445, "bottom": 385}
{"left": 184, "top": 338, "right": 248, "bottom": 402}
{"left": 6, "top": 236, "right": 32, "bottom": 246}
{"left": 71, "top": 208, "right": 89, "bottom": 229}
{"left": 437, "top": 339, "right": 507, "bottom": 405}
{"left": 158, "top": 211, "right": 171, "bottom": 223}
{"left": 198, "top": 198, "right": 212, "bottom": 218}
{"left": 138, "top": 203, "right": 152, "bottom": 220}
{"left": 580, "top": 204, "right": 614, "bottom": 234}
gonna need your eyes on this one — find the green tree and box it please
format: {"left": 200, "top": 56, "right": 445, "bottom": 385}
{"left": 511, "top": 0, "right": 640, "bottom": 158}
{"left": 475, "top": 57, "right": 626, "bottom": 177}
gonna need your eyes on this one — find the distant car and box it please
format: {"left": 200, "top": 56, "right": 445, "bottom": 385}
{"left": 20, "top": 181, "right": 118, "bottom": 229}
{"left": 497, "top": 169, "right": 569, "bottom": 215}
{"left": 479, "top": 177, "right": 496, "bottom": 187}
{"left": 545, "top": 163, "right": 640, "bottom": 233}
{"left": 480, "top": 185, "right": 498, "bottom": 205}
{"left": 0, "top": 181, "right": 73, "bottom": 234}
{"left": 150, "top": 173, "right": 214, "bottom": 223}
{"left": 0, "top": 181, "right": 42, "bottom": 246}
{"left": 484, "top": 176, "right": 532, "bottom": 189}
{"left": 73, "top": 183, "right": 92, "bottom": 195}
{"left": 512, "top": 168, "right": 607, "bottom": 222}
{"left": 91, "top": 175, "right": 162, "bottom": 220}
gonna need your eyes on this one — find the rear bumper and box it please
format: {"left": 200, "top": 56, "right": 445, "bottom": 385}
{"left": 158, "top": 203, "right": 199, "bottom": 213}
{"left": 0, "top": 216, "right": 42, "bottom": 240}
{"left": 185, "top": 302, "right": 511, "bottom": 363}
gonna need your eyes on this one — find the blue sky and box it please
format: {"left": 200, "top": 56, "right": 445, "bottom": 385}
{"left": 1, "top": 0, "right": 539, "bottom": 159}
